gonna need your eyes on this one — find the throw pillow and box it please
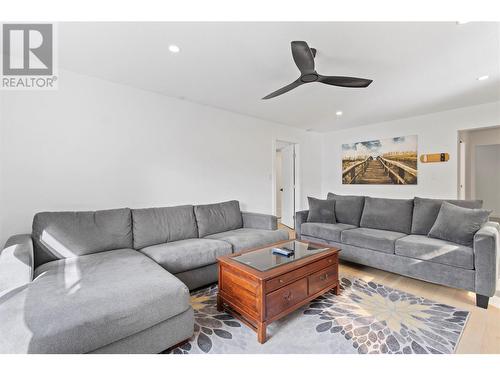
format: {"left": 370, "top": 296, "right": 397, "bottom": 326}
{"left": 428, "top": 202, "right": 491, "bottom": 246}
{"left": 326, "top": 193, "right": 365, "bottom": 226}
{"left": 307, "top": 197, "right": 336, "bottom": 224}
{"left": 411, "top": 196, "right": 483, "bottom": 235}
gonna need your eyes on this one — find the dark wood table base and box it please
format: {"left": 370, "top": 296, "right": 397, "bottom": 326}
{"left": 217, "top": 240, "right": 340, "bottom": 343}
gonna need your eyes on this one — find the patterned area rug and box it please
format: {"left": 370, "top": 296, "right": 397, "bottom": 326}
{"left": 167, "top": 276, "right": 470, "bottom": 354}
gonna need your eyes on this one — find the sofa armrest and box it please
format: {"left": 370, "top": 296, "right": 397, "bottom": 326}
{"left": 0, "top": 234, "right": 34, "bottom": 293}
{"left": 242, "top": 212, "right": 278, "bottom": 230}
{"left": 295, "top": 210, "right": 309, "bottom": 240}
{"left": 474, "top": 222, "right": 499, "bottom": 297}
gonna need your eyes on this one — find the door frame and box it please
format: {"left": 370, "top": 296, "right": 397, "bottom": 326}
{"left": 458, "top": 138, "right": 466, "bottom": 199}
{"left": 271, "top": 138, "right": 300, "bottom": 227}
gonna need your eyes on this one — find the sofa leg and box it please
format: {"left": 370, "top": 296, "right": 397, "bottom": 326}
{"left": 476, "top": 294, "right": 489, "bottom": 309}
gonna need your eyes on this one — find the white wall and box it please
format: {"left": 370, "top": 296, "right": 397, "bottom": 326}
{"left": 322, "top": 101, "right": 500, "bottom": 199}
{"left": 2, "top": 69, "right": 498, "bottom": 247}
{"left": 475, "top": 144, "right": 500, "bottom": 217}
{"left": 0, "top": 70, "right": 322, "bottom": 246}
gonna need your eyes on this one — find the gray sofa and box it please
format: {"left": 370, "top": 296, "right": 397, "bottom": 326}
{"left": 296, "top": 194, "right": 499, "bottom": 309}
{"left": 0, "top": 200, "right": 288, "bottom": 353}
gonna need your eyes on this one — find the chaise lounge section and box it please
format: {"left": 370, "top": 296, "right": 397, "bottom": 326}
{"left": 0, "top": 200, "right": 288, "bottom": 353}
{"left": 296, "top": 194, "right": 499, "bottom": 309}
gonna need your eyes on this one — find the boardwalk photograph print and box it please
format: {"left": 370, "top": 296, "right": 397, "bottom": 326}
{"left": 342, "top": 135, "right": 418, "bottom": 184}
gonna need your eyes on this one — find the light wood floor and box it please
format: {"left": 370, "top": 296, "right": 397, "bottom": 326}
{"left": 279, "top": 224, "right": 500, "bottom": 353}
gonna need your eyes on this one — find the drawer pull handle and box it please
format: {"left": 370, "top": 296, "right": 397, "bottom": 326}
{"left": 328, "top": 259, "right": 333, "bottom": 263}
{"left": 320, "top": 274, "right": 328, "bottom": 281}
{"left": 283, "top": 291, "right": 292, "bottom": 301}
{"left": 279, "top": 279, "right": 284, "bottom": 283}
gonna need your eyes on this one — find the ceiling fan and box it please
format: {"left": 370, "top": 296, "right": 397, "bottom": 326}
{"left": 262, "top": 41, "right": 373, "bottom": 100}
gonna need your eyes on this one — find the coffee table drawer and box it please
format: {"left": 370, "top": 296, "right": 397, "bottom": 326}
{"left": 308, "top": 266, "right": 338, "bottom": 295}
{"left": 265, "top": 254, "right": 338, "bottom": 292}
{"left": 266, "top": 278, "right": 308, "bottom": 319}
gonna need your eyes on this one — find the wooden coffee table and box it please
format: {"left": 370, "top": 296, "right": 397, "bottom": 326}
{"left": 217, "top": 240, "right": 339, "bottom": 343}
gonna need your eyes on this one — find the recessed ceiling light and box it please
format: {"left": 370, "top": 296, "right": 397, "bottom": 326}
{"left": 336, "top": 111, "right": 343, "bottom": 116}
{"left": 477, "top": 75, "right": 489, "bottom": 81}
{"left": 168, "top": 44, "right": 180, "bottom": 53}
{"left": 456, "top": 21, "right": 470, "bottom": 25}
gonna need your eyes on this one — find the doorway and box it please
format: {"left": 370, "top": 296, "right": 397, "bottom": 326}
{"left": 475, "top": 144, "right": 500, "bottom": 221}
{"left": 458, "top": 126, "right": 500, "bottom": 222}
{"left": 275, "top": 140, "right": 296, "bottom": 229}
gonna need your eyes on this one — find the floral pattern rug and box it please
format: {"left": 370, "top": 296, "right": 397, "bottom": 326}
{"left": 166, "top": 276, "right": 470, "bottom": 354}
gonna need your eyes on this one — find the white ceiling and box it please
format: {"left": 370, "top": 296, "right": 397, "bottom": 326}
{"left": 59, "top": 22, "right": 500, "bottom": 132}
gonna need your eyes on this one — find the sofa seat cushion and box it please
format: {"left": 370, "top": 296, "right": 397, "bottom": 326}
{"left": 395, "top": 235, "right": 473, "bottom": 270}
{"left": 205, "top": 228, "right": 289, "bottom": 252}
{"left": 0, "top": 249, "right": 189, "bottom": 354}
{"left": 341, "top": 228, "right": 407, "bottom": 254}
{"left": 301, "top": 222, "right": 357, "bottom": 242}
{"left": 139, "top": 239, "right": 232, "bottom": 274}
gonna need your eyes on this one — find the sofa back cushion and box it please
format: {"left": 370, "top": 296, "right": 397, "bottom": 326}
{"left": 327, "top": 193, "right": 365, "bottom": 226}
{"left": 412, "top": 197, "right": 483, "bottom": 235}
{"left": 32, "top": 208, "right": 133, "bottom": 267}
{"left": 132, "top": 205, "right": 198, "bottom": 249}
{"left": 360, "top": 197, "right": 414, "bottom": 234}
{"left": 194, "top": 200, "right": 243, "bottom": 237}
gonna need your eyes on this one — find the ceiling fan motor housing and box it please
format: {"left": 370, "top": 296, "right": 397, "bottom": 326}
{"left": 301, "top": 73, "right": 319, "bottom": 83}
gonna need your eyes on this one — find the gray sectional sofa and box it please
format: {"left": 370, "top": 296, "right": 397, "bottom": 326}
{"left": 0, "top": 200, "right": 288, "bottom": 353}
{"left": 296, "top": 194, "right": 499, "bottom": 309}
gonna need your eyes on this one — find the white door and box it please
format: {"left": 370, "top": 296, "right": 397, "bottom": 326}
{"left": 275, "top": 151, "right": 283, "bottom": 218}
{"left": 280, "top": 144, "right": 295, "bottom": 228}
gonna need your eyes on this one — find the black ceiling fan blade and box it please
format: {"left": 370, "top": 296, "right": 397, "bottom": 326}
{"left": 291, "top": 41, "right": 315, "bottom": 75}
{"left": 262, "top": 79, "right": 304, "bottom": 100}
{"left": 318, "top": 75, "right": 373, "bottom": 88}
